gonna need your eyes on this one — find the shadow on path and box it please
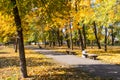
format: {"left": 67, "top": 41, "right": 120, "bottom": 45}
{"left": 73, "top": 64, "right": 120, "bottom": 80}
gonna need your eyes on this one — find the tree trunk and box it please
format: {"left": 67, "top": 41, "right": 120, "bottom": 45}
{"left": 82, "top": 24, "right": 87, "bottom": 49}
{"left": 93, "top": 21, "right": 101, "bottom": 49}
{"left": 111, "top": 26, "right": 115, "bottom": 46}
{"left": 41, "top": 25, "right": 46, "bottom": 48}
{"left": 65, "top": 32, "right": 70, "bottom": 48}
{"left": 77, "top": 40, "right": 80, "bottom": 47}
{"left": 34, "top": 42, "right": 36, "bottom": 45}
{"left": 49, "top": 41, "right": 52, "bottom": 47}
{"left": 74, "top": 39, "right": 77, "bottom": 46}
{"left": 44, "top": 39, "right": 46, "bottom": 48}
{"left": 66, "top": 39, "right": 70, "bottom": 48}
{"left": 51, "top": 29, "right": 56, "bottom": 48}
{"left": 57, "top": 29, "right": 61, "bottom": 46}
{"left": 60, "top": 36, "right": 63, "bottom": 46}
{"left": 11, "top": 0, "right": 27, "bottom": 78}
{"left": 105, "top": 27, "right": 108, "bottom": 51}
{"left": 53, "top": 41, "right": 55, "bottom": 47}
{"left": 69, "top": 21, "right": 73, "bottom": 50}
{"left": 78, "top": 28, "right": 84, "bottom": 50}
{"left": 15, "top": 38, "right": 18, "bottom": 53}
{"left": 60, "top": 30, "right": 63, "bottom": 46}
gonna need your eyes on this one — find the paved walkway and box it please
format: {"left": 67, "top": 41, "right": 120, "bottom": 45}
{"left": 26, "top": 46, "right": 120, "bottom": 80}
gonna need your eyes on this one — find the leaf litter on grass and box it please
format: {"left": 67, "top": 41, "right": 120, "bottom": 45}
{"left": 0, "top": 46, "right": 105, "bottom": 80}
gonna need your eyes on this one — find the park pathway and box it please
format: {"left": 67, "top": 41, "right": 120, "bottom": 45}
{"left": 26, "top": 46, "right": 120, "bottom": 80}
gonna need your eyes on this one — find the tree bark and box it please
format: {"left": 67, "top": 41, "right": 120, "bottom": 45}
{"left": 52, "top": 31, "right": 56, "bottom": 47}
{"left": 57, "top": 28, "right": 61, "bottom": 46}
{"left": 59, "top": 30, "right": 63, "bottom": 46}
{"left": 15, "top": 37, "right": 18, "bottom": 53}
{"left": 44, "top": 38, "right": 46, "bottom": 48}
{"left": 105, "top": 27, "right": 108, "bottom": 51}
{"left": 66, "top": 39, "right": 70, "bottom": 48}
{"left": 82, "top": 24, "right": 87, "bottom": 49}
{"left": 49, "top": 41, "right": 52, "bottom": 47}
{"left": 65, "top": 32, "right": 70, "bottom": 48}
{"left": 111, "top": 26, "right": 115, "bottom": 46}
{"left": 78, "top": 28, "right": 84, "bottom": 50}
{"left": 69, "top": 21, "right": 73, "bottom": 50}
{"left": 60, "top": 38, "right": 63, "bottom": 46}
{"left": 74, "top": 39, "right": 77, "bottom": 46}
{"left": 11, "top": 0, "right": 28, "bottom": 78}
{"left": 60, "top": 34, "right": 63, "bottom": 46}
{"left": 93, "top": 21, "right": 101, "bottom": 49}
{"left": 41, "top": 25, "right": 46, "bottom": 48}
{"left": 53, "top": 41, "right": 55, "bottom": 47}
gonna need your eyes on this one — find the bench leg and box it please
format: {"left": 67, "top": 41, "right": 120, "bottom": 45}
{"left": 93, "top": 57, "right": 97, "bottom": 60}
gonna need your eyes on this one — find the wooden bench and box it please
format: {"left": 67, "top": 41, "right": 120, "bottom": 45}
{"left": 82, "top": 54, "right": 98, "bottom": 60}
{"left": 66, "top": 50, "right": 76, "bottom": 55}
{"left": 83, "top": 54, "right": 88, "bottom": 58}
{"left": 88, "top": 54, "right": 98, "bottom": 60}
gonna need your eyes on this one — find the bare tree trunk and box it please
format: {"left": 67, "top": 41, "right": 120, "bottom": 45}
{"left": 65, "top": 31, "right": 70, "bottom": 48}
{"left": 82, "top": 24, "right": 87, "bottom": 49}
{"left": 74, "top": 39, "right": 77, "bottom": 46}
{"left": 41, "top": 25, "right": 46, "bottom": 48}
{"left": 111, "top": 26, "right": 115, "bottom": 46}
{"left": 105, "top": 27, "right": 108, "bottom": 52}
{"left": 57, "top": 28, "right": 61, "bottom": 47}
{"left": 49, "top": 41, "right": 52, "bottom": 47}
{"left": 34, "top": 42, "right": 37, "bottom": 45}
{"left": 60, "top": 35, "right": 63, "bottom": 46}
{"left": 11, "top": 0, "right": 27, "bottom": 78}
{"left": 78, "top": 29, "right": 84, "bottom": 50}
{"left": 53, "top": 41, "right": 55, "bottom": 47}
{"left": 44, "top": 39, "right": 46, "bottom": 48}
{"left": 15, "top": 38, "right": 18, "bottom": 53}
{"left": 93, "top": 21, "right": 101, "bottom": 49}
{"left": 66, "top": 37, "right": 70, "bottom": 48}
{"left": 69, "top": 21, "right": 73, "bottom": 50}
{"left": 59, "top": 30, "right": 63, "bottom": 46}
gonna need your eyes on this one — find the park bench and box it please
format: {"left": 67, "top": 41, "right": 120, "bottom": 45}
{"left": 88, "top": 54, "right": 98, "bottom": 60}
{"left": 82, "top": 50, "right": 98, "bottom": 60}
{"left": 83, "top": 54, "right": 98, "bottom": 60}
{"left": 66, "top": 50, "right": 76, "bottom": 55}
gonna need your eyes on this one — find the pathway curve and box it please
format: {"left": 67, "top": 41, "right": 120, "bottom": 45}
{"left": 26, "top": 46, "right": 120, "bottom": 80}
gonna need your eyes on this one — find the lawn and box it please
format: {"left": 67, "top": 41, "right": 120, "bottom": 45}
{"left": 0, "top": 46, "right": 102, "bottom": 80}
